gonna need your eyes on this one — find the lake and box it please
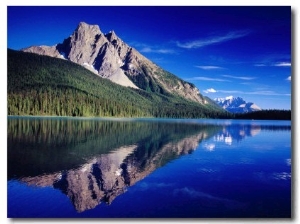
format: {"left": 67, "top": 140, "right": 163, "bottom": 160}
{"left": 7, "top": 116, "right": 291, "bottom": 218}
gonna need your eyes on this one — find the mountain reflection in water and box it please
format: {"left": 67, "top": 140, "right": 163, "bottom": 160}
{"left": 7, "top": 117, "right": 291, "bottom": 213}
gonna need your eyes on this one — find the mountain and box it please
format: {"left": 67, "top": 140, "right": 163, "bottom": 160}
{"left": 214, "top": 96, "right": 261, "bottom": 113}
{"left": 8, "top": 49, "right": 230, "bottom": 118}
{"left": 22, "top": 22, "right": 203, "bottom": 104}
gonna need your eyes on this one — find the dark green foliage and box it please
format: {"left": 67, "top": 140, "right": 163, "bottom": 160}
{"left": 7, "top": 49, "right": 289, "bottom": 120}
{"left": 7, "top": 49, "right": 230, "bottom": 118}
{"left": 125, "top": 65, "right": 165, "bottom": 94}
{"left": 234, "top": 110, "right": 291, "bottom": 120}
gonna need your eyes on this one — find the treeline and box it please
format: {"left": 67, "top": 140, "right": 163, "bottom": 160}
{"left": 234, "top": 110, "right": 291, "bottom": 120}
{"left": 7, "top": 50, "right": 291, "bottom": 120}
{"left": 8, "top": 86, "right": 149, "bottom": 117}
{"left": 7, "top": 49, "right": 230, "bottom": 119}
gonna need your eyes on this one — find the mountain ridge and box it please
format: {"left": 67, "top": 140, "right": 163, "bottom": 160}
{"left": 22, "top": 21, "right": 204, "bottom": 104}
{"left": 8, "top": 48, "right": 230, "bottom": 118}
{"left": 214, "top": 96, "right": 261, "bottom": 113}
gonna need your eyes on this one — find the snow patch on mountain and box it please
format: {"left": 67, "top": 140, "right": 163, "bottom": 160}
{"left": 214, "top": 96, "right": 261, "bottom": 113}
{"left": 225, "top": 95, "right": 234, "bottom": 100}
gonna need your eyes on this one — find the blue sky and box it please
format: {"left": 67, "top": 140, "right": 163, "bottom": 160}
{"left": 7, "top": 6, "right": 291, "bottom": 109}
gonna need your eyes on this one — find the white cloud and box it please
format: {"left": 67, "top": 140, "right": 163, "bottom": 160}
{"left": 203, "top": 88, "right": 217, "bottom": 93}
{"left": 176, "top": 30, "right": 250, "bottom": 49}
{"left": 246, "top": 91, "right": 291, "bottom": 96}
{"left": 130, "top": 41, "right": 176, "bottom": 54}
{"left": 140, "top": 47, "right": 175, "bottom": 54}
{"left": 240, "top": 82, "right": 254, "bottom": 85}
{"left": 139, "top": 47, "right": 152, "bottom": 52}
{"left": 185, "top": 77, "right": 230, "bottom": 82}
{"left": 195, "top": 65, "right": 224, "bottom": 70}
{"left": 286, "top": 76, "right": 291, "bottom": 81}
{"left": 273, "top": 62, "right": 291, "bottom": 67}
{"left": 222, "top": 74, "right": 256, "bottom": 80}
{"left": 255, "top": 62, "right": 291, "bottom": 67}
{"left": 217, "top": 89, "right": 290, "bottom": 96}
{"left": 217, "top": 90, "right": 243, "bottom": 94}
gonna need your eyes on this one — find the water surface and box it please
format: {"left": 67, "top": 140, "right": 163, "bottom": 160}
{"left": 7, "top": 117, "right": 291, "bottom": 218}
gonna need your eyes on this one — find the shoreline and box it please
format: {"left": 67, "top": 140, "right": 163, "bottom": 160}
{"left": 7, "top": 115, "right": 291, "bottom": 125}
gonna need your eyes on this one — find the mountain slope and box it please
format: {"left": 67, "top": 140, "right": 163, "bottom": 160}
{"left": 22, "top": 22, "right": 204, "bottom": 104}
{"left": 214, "top": 96, "right": 261, "bottom": 113}
{"left": 7, "top": 49, "right": 230, "bottom": 118}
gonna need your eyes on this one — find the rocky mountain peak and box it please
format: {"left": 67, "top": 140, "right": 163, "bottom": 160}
{"left": 214, "top": 96, "right": 261, "bottom": 113}
{"left": 21, "top": 21, "right": 205, "bottom": 104}
{"left": 62, "top": 22, "right": 106, "bottom": 67}
{"left": 105, "top": 30, "right": 118, "bottom": 41}
{"left": 76, "top": 21, "right": 101, "bottom": 34}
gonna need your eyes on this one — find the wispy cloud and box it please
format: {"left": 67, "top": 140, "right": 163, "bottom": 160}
{"left": 176, "top": 30, "right": 250, "bottom": 49}
{"left": 203, "top": 88, "right": 217, "bottom": 93}
{"left": 240, "top": 82, "right": 255, "bottom": 85}
{"left": 195, "top": 65, "right": 224, "bottom": 70}
{"left": 185, "top": 77, "right": 230, "bottom": 82}
{"left": 254, "top": 64, "right": 267, "bottom": 67}
{"left": 286, "top": 76, "right": 291, "bottom": 81}
{"left": 217, "top": 90, "right": 243, "bottom": 94}
{"left": 217, "top": 89, "right": 291, "bottom": 96}
{"left": 247, "top": 91, "right": 290, "bottom": 96}
{"left": 201, "top": 86, "right": 290, "bottom": 97}
{"left": 222, "top": 74, "right": 256, "bottom": 80}
{"left": 254, "top": 62, "right": 291, "bottom": 67}
{"left": 254, "top": 53, "right": 291, "bottom": 67}
{"left": 273, "top": 62, "right": 291, "bottom": 67}
{"left": 130, "top": 41, "right": 176, "bottom": 54}
{"left": 140, "top": 47, "right": 175, "bottom": 54}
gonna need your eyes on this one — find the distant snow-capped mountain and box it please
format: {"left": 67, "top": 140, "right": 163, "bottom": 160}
{"left": 214, "top": 96, "right": 261, "bottom": 113}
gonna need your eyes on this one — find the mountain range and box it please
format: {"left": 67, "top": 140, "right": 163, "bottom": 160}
{"left": 214, "top": 96, "right": 261, "bottom": 113}
{"left": 22, "top": 22, "right": 203, "bottom": 104}
{"left": 7, "top": 21, "right": 232, "bottom": 119}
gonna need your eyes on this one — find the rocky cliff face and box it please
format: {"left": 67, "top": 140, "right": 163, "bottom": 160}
{"left": 22, "top": 22, "right": 204, "bottom": 103}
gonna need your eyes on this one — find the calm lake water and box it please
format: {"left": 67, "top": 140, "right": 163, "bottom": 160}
{"left": 7, "top": 116, "right": 291, "bottom": 218}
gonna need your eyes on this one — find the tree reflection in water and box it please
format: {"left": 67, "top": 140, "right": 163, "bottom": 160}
{"left": 7, "top": 117, "right": 290, "bottom": 213}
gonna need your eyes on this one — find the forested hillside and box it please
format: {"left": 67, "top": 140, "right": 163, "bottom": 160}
{"left": 7, "top": 49, "right": 231, "bottom": 118}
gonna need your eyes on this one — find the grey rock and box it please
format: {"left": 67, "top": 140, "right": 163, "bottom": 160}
{"left": 22, "top": 22, "right": 205, "bottom": 104}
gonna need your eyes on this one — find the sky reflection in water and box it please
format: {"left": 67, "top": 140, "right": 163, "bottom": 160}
{"left": 7, "top": 117, "right": 291, "bottom": 218}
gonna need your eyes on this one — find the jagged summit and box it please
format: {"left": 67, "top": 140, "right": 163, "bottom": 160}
{"left": 21, "top": 21, "right": 205, "bottom": 104}
{"left": 105, "top": 30, "right": 118, "bottom": 41}
{"left": 76, "top": 21, "right": 101, "bottom": 32}
{"left": 214, "top": 96, "right": 261, "bottom": 113}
